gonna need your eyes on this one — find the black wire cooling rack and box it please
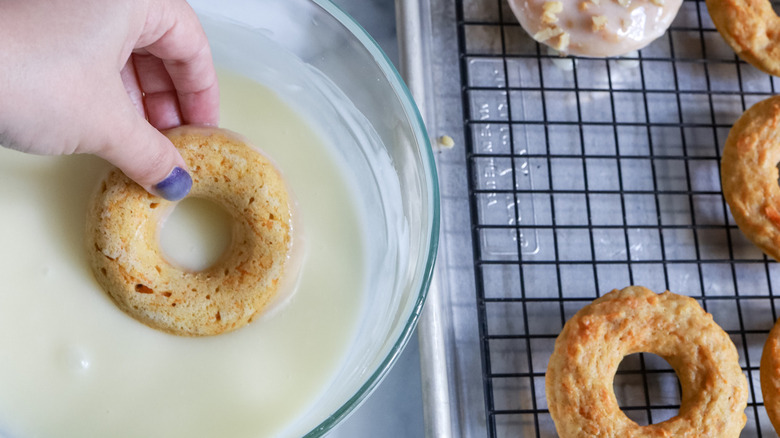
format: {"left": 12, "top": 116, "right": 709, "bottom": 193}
{"left": 455, "top": 0, "right": 780, "bottom": 436}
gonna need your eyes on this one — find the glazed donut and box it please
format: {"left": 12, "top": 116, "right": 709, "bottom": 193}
{"left": 721, "top": 95, "right": 780, "bottom": 262}
{"left": 761, "top": 317, "right": 780, "bottom": 434}
{"left": 86, "top": 126, "right": 292, "bottom": 337}
{"left": 707, "top": 0, "right": 780, "bottom": 76}
{"left": 546, "top": 286, "right": 747, "bottom": 437}
{"left": 507, "top": 0, "right": 682, "bottom": 57}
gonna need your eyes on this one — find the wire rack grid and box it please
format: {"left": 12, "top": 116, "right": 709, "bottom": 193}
{"left": 455, "top": 0, "right": 780, "bottom": 436}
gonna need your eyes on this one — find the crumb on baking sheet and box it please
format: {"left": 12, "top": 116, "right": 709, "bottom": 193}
{"left": 438, "top": 135, "right": 455, "bottom": 149}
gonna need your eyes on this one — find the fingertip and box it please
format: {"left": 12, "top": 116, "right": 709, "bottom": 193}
{"left": 95, "top": 117, "right": 191, "bottom": 200}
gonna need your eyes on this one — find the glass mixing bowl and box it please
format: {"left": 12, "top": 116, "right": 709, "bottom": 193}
{"left": 188, "top": 0, "right": 440, "bottom": 436}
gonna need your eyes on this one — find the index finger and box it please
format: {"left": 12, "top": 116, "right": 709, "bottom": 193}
{"left": 138, "top": 0, "right": 219, "bottom": 126}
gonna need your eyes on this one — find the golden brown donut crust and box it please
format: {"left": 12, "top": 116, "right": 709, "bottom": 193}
{"left": 707, "top": 0, "right": 780, "bottom": 76}
{"left": 721, "top": 95, "right": 780, "bottom": 262}
{"left": 761, "top": 317, "right": 780, "bottom": 434}
{"left": 86, "top": 126, "right": 291, "bottom": 336}
{"left": 545, "top": 286, "right": 748, "bottom": 437}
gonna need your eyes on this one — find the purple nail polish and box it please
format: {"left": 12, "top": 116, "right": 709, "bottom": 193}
{"left": 154, "top": 167, "right": 192, "bottom": 201}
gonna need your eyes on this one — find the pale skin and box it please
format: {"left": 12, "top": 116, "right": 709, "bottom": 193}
{"left": 0, "top": 0, "right": 219, "bottom": 197}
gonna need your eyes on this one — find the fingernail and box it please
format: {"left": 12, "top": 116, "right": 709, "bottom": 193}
{"left": 154, "top": 167, "right": 192, "bottom": 201}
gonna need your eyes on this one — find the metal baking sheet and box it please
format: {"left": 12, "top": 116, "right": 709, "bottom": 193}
{"left": 399, "top": 0, "right": 780, "bottom": 436}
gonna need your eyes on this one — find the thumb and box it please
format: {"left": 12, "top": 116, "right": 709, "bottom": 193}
{"left": 93, "top": 106, "right": 192, "bottom": 202}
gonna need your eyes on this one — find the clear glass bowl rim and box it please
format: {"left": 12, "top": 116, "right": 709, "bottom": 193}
{"left": 302, "top": 0, "right": 440, "bottom": 436}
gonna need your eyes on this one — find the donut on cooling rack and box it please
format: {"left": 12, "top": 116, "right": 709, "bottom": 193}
{"left": 721, "top": 95, "right": 780, "bottom": 262}
{"left": 545, "top": 286, "right": 747, "bottom": 437}
{"left": 86, "top": 126, "right": 292, "bottom": 337}
{"left": 762, "top": 317, "right": 780, "bottom": 435}
{"left": 506, "top": 0, "right": 683, "bottom": 57}
{"left": 707, "top": 0, "right": 780, "bottom": 76}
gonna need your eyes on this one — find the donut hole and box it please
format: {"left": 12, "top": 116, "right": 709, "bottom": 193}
{"left": 159, "top": 197, "right": 233, "bottom": 272}
{"left": 613, "top": 353, "right": 682, "bottom": 426}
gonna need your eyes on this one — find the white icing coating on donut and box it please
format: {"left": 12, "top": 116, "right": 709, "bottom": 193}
{"left": 508, "top": 0, "right": 682, "bottom": 57}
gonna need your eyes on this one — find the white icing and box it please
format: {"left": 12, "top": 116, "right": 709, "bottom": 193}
{"left": 0, "top": 71, "right": 366, "bottom": 438}
{"left": 159, "top": 198, "right": 234, "bottom": 272}
{"left": 509, "top": 0, "right": 682, "bottom": 57}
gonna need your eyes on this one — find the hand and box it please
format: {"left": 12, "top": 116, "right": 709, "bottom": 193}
{"left": 0, "top": 0, "right": 219, "bottom": 200}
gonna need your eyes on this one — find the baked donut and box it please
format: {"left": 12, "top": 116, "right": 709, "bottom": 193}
{"left": 721, "top": 95, "right": 780, "bottom": 262}
{"left": 86, "top": 126, "right": 292, "bottom": 337}
{"left": 507, "top": 0, "right": 682, "bottom": 57}
{"left": 707, "top": 0, "right": 780, "bottom": 76}
{"left": 761, "top": 317, "right": 780, "bottom": 434}
{"left": 546, "top": 286, "right": 747, "bottom": 437}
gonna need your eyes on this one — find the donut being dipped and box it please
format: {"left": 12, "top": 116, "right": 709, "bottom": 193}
{"left": 508, "top": 0, "right": 682, "bottom": 57}
{"left": 721, "top": 95, "right": 780, "bottom": 262}
{"left": 545, "top": 286, "right": 747, "bottom": 437}
{"left": 86, "top": 126, "right": 292, "bottom": 337}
